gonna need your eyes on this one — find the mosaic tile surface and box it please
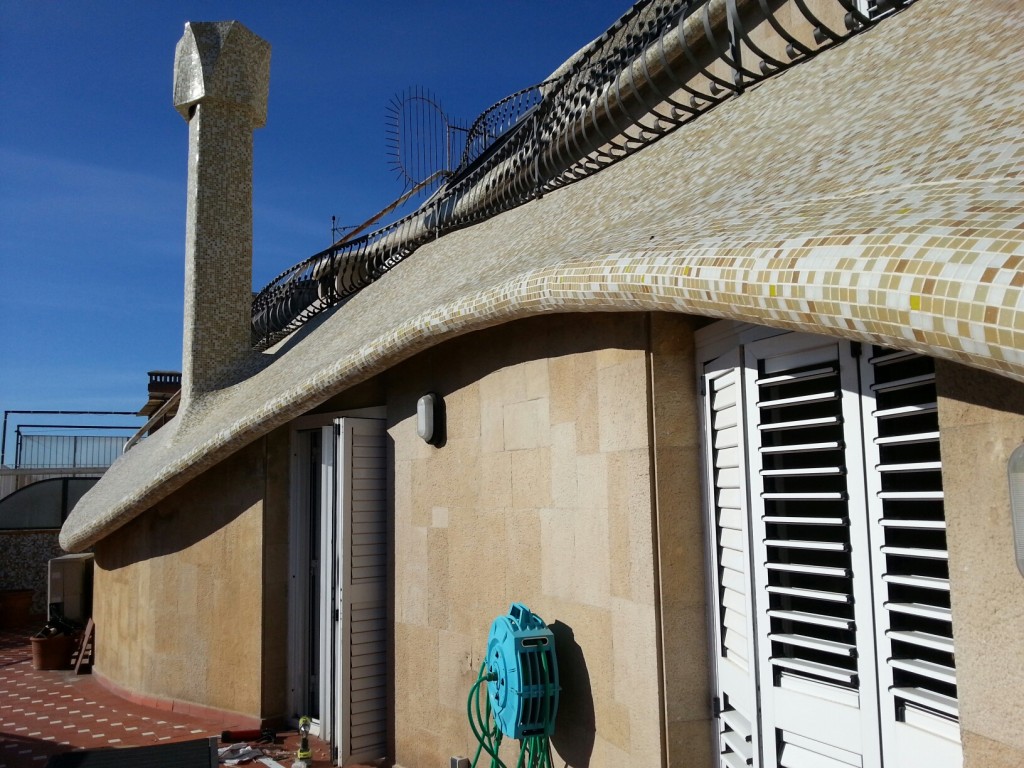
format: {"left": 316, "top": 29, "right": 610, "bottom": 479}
{"left": 62, "top": 0, "right": 1024, "bottom": 551}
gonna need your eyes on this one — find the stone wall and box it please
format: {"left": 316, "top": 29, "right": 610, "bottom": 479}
{"left": 0, "top": 530, "right": 64, "bottom": 618}
{"left": 386, "top": 312, "right": 702, "bottom": 767}
{"left": 91, "top": 428, "right": 290, "bottom": 723}
{"left": 937, "top": 361, "right": 1024, "bottom": 768}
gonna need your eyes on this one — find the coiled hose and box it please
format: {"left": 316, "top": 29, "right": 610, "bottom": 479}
{"left": 467, "top": 662, "right": 553, "bottom": 768}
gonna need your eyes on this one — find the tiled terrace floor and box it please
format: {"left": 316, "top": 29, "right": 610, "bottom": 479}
{"left": 0, "top": 624, "right": 336, "bottom": 767}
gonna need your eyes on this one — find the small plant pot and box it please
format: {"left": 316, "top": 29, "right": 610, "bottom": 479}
{"left": 31, "top": 633, "right": 77, "bottom": 671}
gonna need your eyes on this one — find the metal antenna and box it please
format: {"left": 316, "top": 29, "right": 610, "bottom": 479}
{"left": 385, "top": 87, "right": 465, "bottom": 195}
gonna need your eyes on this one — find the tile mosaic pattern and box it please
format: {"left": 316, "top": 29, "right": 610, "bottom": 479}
{"left": 174, "top": 22, "right": 270, "bottom": 405}
{"left": 62, "top": 0, "right": 1024, "bottom": 551}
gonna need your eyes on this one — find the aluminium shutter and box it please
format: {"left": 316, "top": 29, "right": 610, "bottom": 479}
{"left": 742, "top": 334, "right": 883, "bottom": 768}
{"left": 336, "top": 418, "right": 388, "bottom": 765}
{"left": 703, "top": 349, "right": 760, "bottom": 768}
{"left": 860, "top": 349, "right": 962, "bottom": 767}
{"left": 699, "top": 326, "right": 963, "bottom": 768}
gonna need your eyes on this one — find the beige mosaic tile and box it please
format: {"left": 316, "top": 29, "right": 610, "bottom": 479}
{"left": 62, "top": 0, "right": 1024, "bottom": 551}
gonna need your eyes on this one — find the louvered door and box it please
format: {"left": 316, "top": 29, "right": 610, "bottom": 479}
{"left": 335, "top": 418, "right": 388, "bottom": 765}
{"left": 744, "top": 334, "right": 882, "bottom": 768}
{"left": 860, "top": 349, "right": 962, "bottom": 766}
{"left": 698, "top": 325, "right": 962, "bottom": 768}
{"left": 703, "top": 350, "right": 760, "bottom": 768}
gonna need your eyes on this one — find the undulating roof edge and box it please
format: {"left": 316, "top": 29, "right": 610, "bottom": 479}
{"left": 61, "top": 0, "right": 1024, "bottom": 552}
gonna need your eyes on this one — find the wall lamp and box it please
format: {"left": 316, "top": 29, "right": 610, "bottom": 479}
{"left": 417, "top": 393, "right": 445, "bottom": 446}
{"left": 1010, "top": 443, "right": 1024, "bottom": 578}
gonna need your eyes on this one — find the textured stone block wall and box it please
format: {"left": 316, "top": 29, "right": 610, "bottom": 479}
{"left": 91, "top": 429, "right": 289, "bottom": 722}
{"left": 387, "top": 313, "right": 702, "bottom": 767}
{"left": 936, "top": 362, "right": 1024, "bottom": 768}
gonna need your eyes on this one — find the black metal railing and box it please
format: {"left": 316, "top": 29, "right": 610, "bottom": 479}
{"left": 14, "top": 430, "right": 131, "bottom": 469}
{"left": 252, "top": 0, "right": 911, "bottom": 348}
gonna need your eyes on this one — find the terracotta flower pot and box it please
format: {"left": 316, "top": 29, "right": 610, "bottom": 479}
{"left": 31, "top": 633, "right": 77, "bottom": 671}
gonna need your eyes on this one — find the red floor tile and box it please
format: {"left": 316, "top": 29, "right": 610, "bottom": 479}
{"left": 0, "top": 624, "right": 338, "bottom": 767}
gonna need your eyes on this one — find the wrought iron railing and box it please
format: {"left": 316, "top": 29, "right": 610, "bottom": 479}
{"left": 252, "top": 0, "right": 911, "bottom": 348}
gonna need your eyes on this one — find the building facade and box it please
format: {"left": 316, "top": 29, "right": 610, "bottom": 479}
{"left": 62, "top": 1, "right": 1024, "bottom": 766}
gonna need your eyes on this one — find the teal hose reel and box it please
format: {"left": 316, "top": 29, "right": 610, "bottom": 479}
{"left": 468, "top": 604, "right": 560, "bottom": 768}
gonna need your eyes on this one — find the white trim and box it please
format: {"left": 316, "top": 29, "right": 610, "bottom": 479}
{"left": 287, "top": 405, "right": 386, "bottom": 738}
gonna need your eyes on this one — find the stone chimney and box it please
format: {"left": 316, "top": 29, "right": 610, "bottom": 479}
{"left": 173, "top": 21, "right": 270, "bottom": 407}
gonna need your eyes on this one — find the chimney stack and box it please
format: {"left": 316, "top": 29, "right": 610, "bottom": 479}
{"left": 173, "top": 21, "right": 270, "bottom": 407}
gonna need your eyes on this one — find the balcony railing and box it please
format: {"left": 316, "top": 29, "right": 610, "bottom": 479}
{"left": 252, "top": 0, "right": 912, "bottom": 348}
{"left": 12, "top": 430, "right": 132, "bottom": 470}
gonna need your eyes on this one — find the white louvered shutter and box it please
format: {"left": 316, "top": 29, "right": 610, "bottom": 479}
{"left": 703, "top": 350, "right": 760, "bottom": 768}
{"left": 860, "top": 349, "right": 962, "bottom": 767}
{"left": 743, "top": 334, "right": 883, "bottom": 768}
{"left": 335, "top": 418, "right": 388, "bottom": 765}
{"left": 699, "top": 326, "right": 963, "bottom": 768}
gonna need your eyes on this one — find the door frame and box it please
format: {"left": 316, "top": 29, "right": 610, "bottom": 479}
{"left": 287, "top": 407, "right": 386, "bottom": 741}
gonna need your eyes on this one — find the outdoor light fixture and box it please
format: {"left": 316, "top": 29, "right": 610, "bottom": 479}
{"left": 417, "top": 392, "right": 443, "bottom": 445}
{"left": 1009, "top": 443, "right": 1024, "bottom": 578}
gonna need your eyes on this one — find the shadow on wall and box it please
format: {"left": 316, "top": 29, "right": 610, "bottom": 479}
{"left": 549, "top": 620, "right": 595, "bottom": 767}
{"left": 92, "top": 438, "right": 268, "bottom": 570}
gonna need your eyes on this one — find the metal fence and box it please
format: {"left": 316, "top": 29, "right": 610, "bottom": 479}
{"left": 251, "top": 0, "right": 911, "bottom": 348}
{"left": 15, "top": 433, "right": 129, "bottom": 470}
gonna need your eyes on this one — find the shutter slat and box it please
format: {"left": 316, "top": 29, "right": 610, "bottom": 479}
{"left": 762, "top": 492, "right": 846, "bottom": 501}
{"left": 765, "top": 539, "right": 847, "bottom": 552}
{"left": 766, "top": 585, "right": 851, "bottom": 603}
{"left": 868, "top": 349, "right": 917, "bottom": 366}
{"left": 870, "top": 372, "right": 935, "bottom": 393}
{"left": 714, "top": 383, "right": 738, "bottom": 411}
{"left": 763, "top": 516, "right": 847, "bottom": 526}
{"left": 760, "top": 467, "right": 844, "bottom": 478}
{"left": 874, "top": 431, "right": 939, "bottom": 447}
{"left": 770, "top": 657, "right": 856, "bottom": 684}
{"left": 766, "top": 562, "right": 849, "bottom": 578}
{"left": 721, "top": 566, "right": 746, "bottom": 592}
{"left": 716, "top": 426, "right": 740, "bottom": 450}
{"left": 881, "top": 573, "right": 949, "bottom": 591}
{"left": 890, "top": 686, "right": 959, "bottom": 717}
{"left": 721, "top": 730, "right": 754, "bottom": 761}
{"left": 756, "top": 366, "right": 836, "bottom": 387}
{"left": 717, "top": 446, "right": 742, "bottom": 470}
{"left": 888, "top": 658, "right": 956, "bottom": 685}
{"left": 720, "top": 528, "right": 745, "bottom": 552}
{"left": 873, "top": 403, "right": 938, "bottom": 420}
{"left": 720, "top": 708, "right": 751, "bottom": 736}
{"left": 875, "top": 461, "right": 942, "bottom": 473}
{"left": 719, "top": 507, "right": 744, "bottom": 531}
{"left": 880, "top": 545, "right": 948, "bottom": 560}
{"left": 761, "top": 441, "right": 841, "bottom": 455}
{"left": 759, "top": 416, "right": 840, "bottom": 432}
{"left": 723, "top": 628, "right": 748, "bottom": 661}
{"left": 779, "top": 741, "right": 859, "bottom": 768}
{"left": 767, "top": 609, "right": 853, "bottom": 630}
{"left": 757, "top": 391, "right": 839, "bottom": 409}
{"left": 885, "top": 630, "right": 955, "bottom": 654}
{"left": 876, "top": 490, "right": 943, "bottom": 501}
{"left": 877, "top": 519, "right": 945, "bottom": 530}
{"left": 884, "top": 602, "right": 952, "bottom": 622}
{"left": 769, "top": 633, "right": 856, "bottom": 656}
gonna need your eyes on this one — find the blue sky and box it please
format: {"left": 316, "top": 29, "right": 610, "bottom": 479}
{"left": 0, "top": 1, "right": 628, "bottom": 444}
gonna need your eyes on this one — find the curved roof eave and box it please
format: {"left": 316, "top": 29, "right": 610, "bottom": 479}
{"left": 61, "top": 0, "right": 1024, "bottom": 552}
